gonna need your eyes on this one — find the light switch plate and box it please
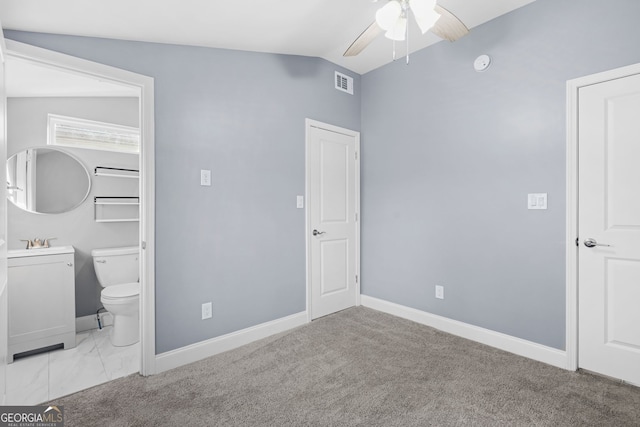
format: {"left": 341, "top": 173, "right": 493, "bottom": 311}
{"left": 435, "top": 285, "right": 444, "bottom": 300}
{"left": 200, "top": 169, "right": 211, "bottom": 186}
{"left": 528, "top": 193, "right": 547, "bottom": 210}
{"left": 296, "top": 195, "right": 304, "bottom": 209}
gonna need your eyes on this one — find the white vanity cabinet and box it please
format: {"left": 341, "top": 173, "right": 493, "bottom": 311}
{"left": 7, "top": 246, "right": 76, "bottom": 362}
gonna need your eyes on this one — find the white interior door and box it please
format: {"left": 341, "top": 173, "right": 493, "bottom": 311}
{"left": 578, "top": 72, "right": 640, "bottom": 385}
{"left": 307, "top": 120, "right": 359, "bottom": 320}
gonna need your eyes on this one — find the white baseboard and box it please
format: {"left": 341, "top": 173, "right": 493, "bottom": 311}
{"left": 361, "top": 295, "right": 568, "bottom": 370}
{"left": 76, "top": 312, "right": 113, "bottom": 333}
{"left": 155, "top": 311, "right": 308, "bottom": 374}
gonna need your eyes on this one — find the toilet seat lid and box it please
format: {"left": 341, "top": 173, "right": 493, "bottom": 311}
{"left": 102, "top": 282, "right": 139, "bottom": 299}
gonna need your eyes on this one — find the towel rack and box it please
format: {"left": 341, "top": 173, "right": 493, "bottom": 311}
{"left": 94, "top": 166, "right": 139, "bottom": 179}
{"left": 94, "top": 197, "right": 139, "bottom": 222}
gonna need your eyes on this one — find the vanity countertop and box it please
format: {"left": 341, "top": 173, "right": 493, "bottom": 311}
{"left": 8, "top": 245, "right": 75, "bottom": 259}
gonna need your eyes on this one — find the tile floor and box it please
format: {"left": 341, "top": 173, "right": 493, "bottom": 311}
{"left": 5, "top": 326, "right": 139, "bottom": 405}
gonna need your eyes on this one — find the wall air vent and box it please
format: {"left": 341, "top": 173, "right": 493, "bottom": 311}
{"left": 335, "top": 71, "right": 354, "bottom": 95}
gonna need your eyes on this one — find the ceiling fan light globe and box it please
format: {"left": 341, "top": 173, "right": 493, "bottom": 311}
{"left": 376, "top": 1, "right": 402, "bottom": 31}
{"left": 384, "top": 17, "right": 407, "bottom": 41}
{"left": 413, "top": 9, "right": 440, "bottom": 34}
{"left": 409, "top": 0, "right": 440, "bottom": 34}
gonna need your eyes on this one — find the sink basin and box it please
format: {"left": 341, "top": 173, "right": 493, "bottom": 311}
{"left": 8, "top": 245, "right": 74, "bottom": 259}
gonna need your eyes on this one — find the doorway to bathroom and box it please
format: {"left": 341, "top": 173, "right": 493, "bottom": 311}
{"left": 2, "top": 40, "right": 155, "bottom": 404}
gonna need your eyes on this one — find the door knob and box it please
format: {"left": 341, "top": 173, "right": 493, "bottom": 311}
{"left": 584, "top": 238, "right": 610, "bottom": 248}
{"left": 313, "top": 229, "right": 325, "bottom": 236}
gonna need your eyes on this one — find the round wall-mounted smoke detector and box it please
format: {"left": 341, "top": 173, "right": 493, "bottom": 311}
{"left": 473, "top": 54, "right": 491, "bottom": 72}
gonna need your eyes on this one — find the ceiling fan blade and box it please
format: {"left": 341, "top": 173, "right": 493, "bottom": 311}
{"left": 431, "top": 4, "right": 469, "bottom": 41}
{"left": 344, "top": 21, "right": 383, "bottom": 57}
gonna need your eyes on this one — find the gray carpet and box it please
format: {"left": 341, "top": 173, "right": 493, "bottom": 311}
{"left": 51, "top": 307, "right": 640, "bottom": 426}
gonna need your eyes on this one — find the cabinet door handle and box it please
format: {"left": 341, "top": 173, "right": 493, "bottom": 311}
{"left": 67, "top": 263, "right": 73, "bottom": 267}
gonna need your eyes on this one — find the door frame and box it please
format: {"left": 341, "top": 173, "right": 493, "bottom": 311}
{"left": 304, "top": 119, "right": 360, "bottom": 322}
{"left": 4, "top": 40, "right": 157, "bottom": 375}
{"left": 0, "top": 22, "right": 7, "bottom": 405}
{"left": 565, "top": 62, "right": 640, "bottom": 372}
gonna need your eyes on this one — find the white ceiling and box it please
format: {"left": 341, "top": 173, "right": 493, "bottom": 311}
{"left": 0, "top": 0, "right": 536, "bottom": 76}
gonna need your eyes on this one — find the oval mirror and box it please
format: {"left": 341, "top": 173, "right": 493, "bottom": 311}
{"left": 6, "top": 147, "right": 91, "bottom": 214}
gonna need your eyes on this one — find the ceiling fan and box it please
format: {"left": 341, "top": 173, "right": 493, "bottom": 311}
{"left": 344, "top": 0, "right": 470, "bottom": 58}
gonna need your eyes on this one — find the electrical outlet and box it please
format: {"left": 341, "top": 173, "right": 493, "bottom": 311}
{"left": 435, "top": 285, "right": 444, "bottom": 300}
{"left": 201, "top": 302, "right": 212, "bottom": 320}
{"left": 200, "top": 169, "right": 212, "bottom": 186}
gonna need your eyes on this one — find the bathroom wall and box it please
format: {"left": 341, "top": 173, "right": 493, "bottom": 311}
{"left": 3, "top": 34, "right": 362, "bottom": 353}
{"left": 7, "top": 97, "right": 139, "bottom": 318}
{"left": 360, "top": 0, "right": 640, "bottom": 349}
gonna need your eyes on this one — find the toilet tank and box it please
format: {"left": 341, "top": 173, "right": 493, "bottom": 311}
{"left": 91, "top": 246, "right": 139, "bottom": 287}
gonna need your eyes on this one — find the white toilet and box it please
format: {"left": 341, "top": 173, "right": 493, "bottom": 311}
{"left": 91, "top": 246, "right": 140, "bottom": 347}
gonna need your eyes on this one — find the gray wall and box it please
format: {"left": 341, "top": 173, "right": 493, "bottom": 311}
{"left": 3, "top": 33, "right": 362, "bottom": 353}
{"left": 360, "top": 0, "right": 640, "bottom": 350}
{"left": 7, "top": 97, "right": 139, "bottom": 317}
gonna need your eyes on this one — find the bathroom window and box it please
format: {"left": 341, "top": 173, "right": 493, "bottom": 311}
{"left": 48, "top": 114, "right": 140, "bottom": 154}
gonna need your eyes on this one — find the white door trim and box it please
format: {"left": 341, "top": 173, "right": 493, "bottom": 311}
{"left": 5, "top": 40, "right": 157, "bottom": 375}
{"left": 565, "top": 62, "right": 640, "bottom": 372}
{"left": 0, "top": 22, "right": 7, "bottom": 405}
{"left": 305, "top": 119, "right": 360, "bottom": 322}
